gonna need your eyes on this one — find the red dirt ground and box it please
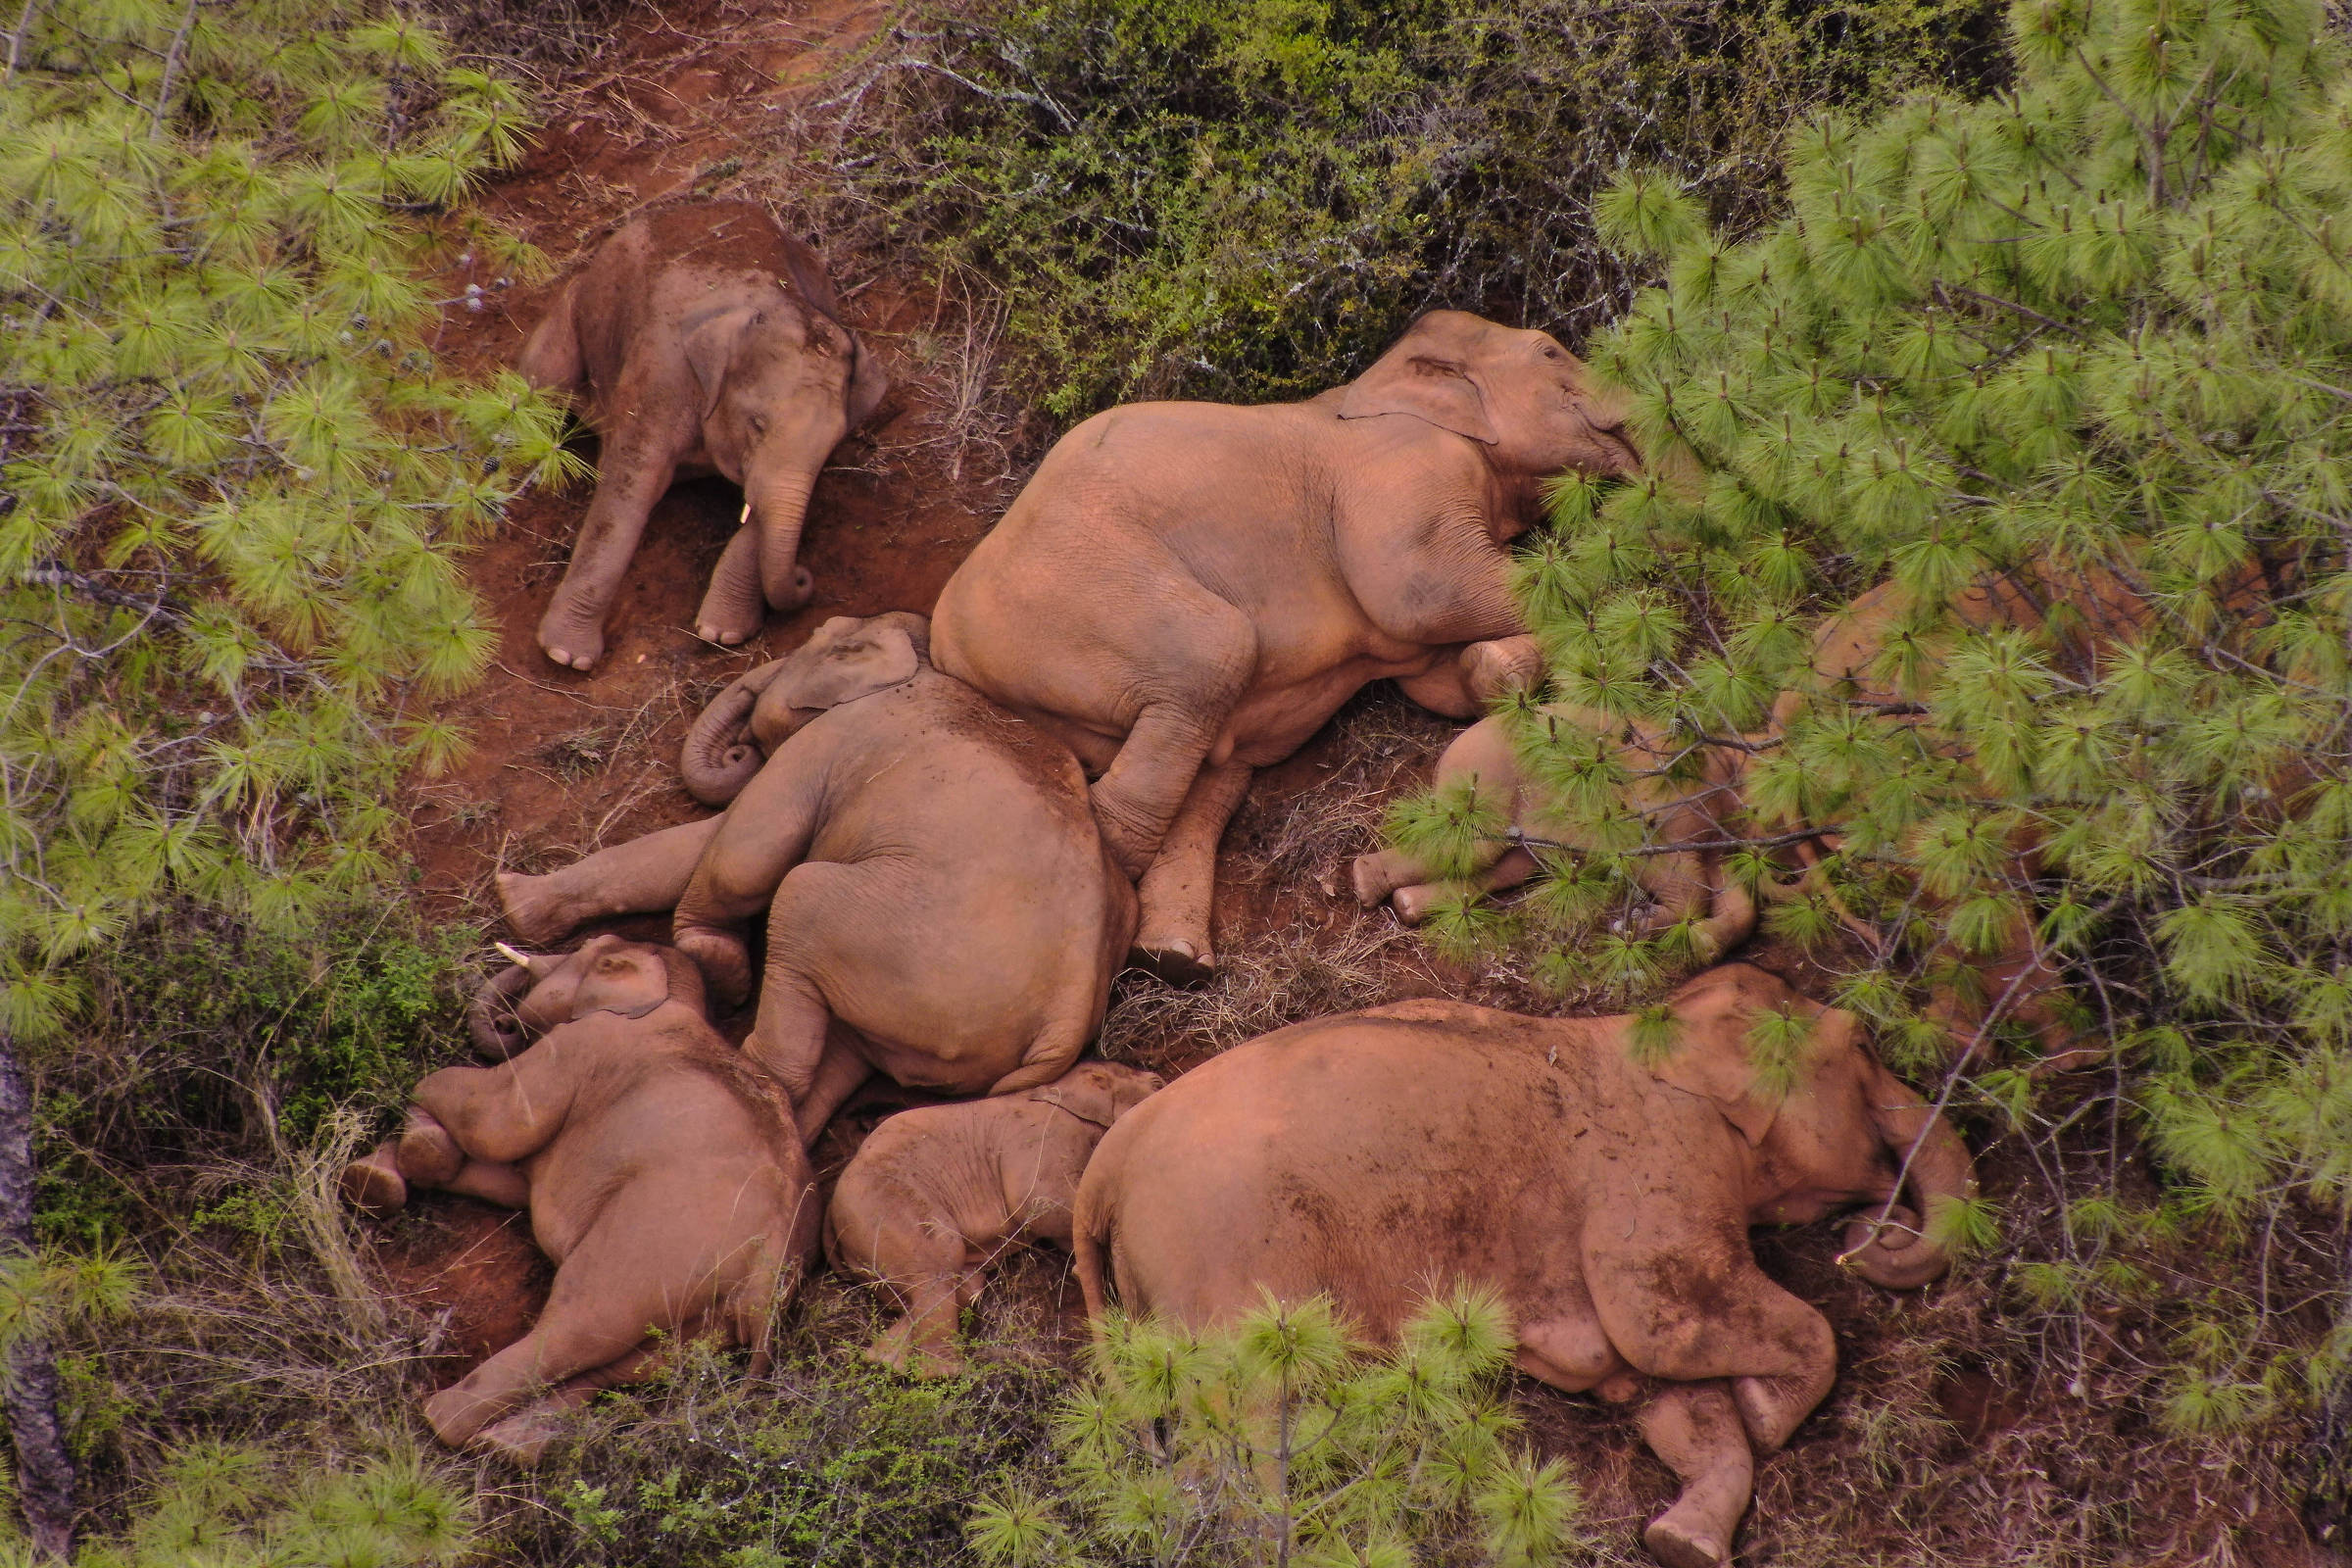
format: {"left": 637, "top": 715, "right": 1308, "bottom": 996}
{"left": 359, "top": 3, "right": 2331, "bottom": 1562}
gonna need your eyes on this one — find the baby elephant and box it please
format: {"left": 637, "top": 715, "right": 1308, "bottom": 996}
{"left": 1352, "top": 703, "right": 1757, "bottom": 961}
{"left": 516, "top": 200, "right": 888, "bottom": 670}
{"left": 826, "top": 1060, "right": 1163, "bottom": 1377}
{"left": 495, "top": 612, "right": 1138, "bottom": 1145}
{"left": 343, "top": 936, "right": 819, "bottom": 1464}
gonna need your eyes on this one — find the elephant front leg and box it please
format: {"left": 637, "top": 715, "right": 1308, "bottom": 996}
{"left": 695, "top": 518, "right": 776, "bottom": 648}
{"left": 499, "top": 817, "right": 725, "bottom": 947}
{"left": 538, "top": 429, "right": 683, "bottom": 671}
{"left": 1396, "top": 635, "right": 1544, "bottom": 719}
{"left": 1633, "top": 1380, "right": 1754, "bottom": 1568}
{"left": 1133, "top": 760, "right": 1252, "bottom": 984}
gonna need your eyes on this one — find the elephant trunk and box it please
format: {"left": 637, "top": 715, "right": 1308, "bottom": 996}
{"left": 747, "top": 461, "right": 821, "bottom": 614}
{"left": 1840, "top": 1065, "right": 1979, "bottom": 1291}
{"left": 681, "top": 673, "right": 765, "bottom": 808}
{"left": 466, "top": 962, "right": 537, "bottom": 1061}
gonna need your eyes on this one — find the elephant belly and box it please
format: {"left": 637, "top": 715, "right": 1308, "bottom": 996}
{"left": 1220, "top": 647, "right": 1448, "bottom": 766}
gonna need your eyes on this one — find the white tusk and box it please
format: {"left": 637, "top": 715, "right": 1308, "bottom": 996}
{"left": 739, "top": 500, "right": 753, "bottom": 527}
{"left": 495, "top": 941, "right": 538, "bottom": 969}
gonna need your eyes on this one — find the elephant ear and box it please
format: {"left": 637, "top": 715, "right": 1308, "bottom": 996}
{"left": 1337, "top": 311, "right": 1500, "bottom": 446}
{"left": 1642, "top": 976, "right": 1790, "bottom": 1146}
{"left": 1033, "top": 1077, "right": 1120, "bottom": 1130}
{"left": 682, "top": 305, "right": 749, "bottom": 422}
{"left": 569, "top": 944, "right": 674, "bottom": 1021}
{"left": 846, "top": 335, "right": 890, "bottom": 430}
{"left": 776, "top": 619, "right": 920, "bottom": 711}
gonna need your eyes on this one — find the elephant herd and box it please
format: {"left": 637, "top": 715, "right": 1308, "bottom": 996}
{"left": 341, "top": 200, "right": 1992, "bottom": 1568}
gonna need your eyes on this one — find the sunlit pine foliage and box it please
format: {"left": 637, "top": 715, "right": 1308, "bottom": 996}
{"left": 970, "top": 1288, "right": 1583, "bottom": 1568}
{"left": 0, "top": 1, "right": 575, "bottom": 1045}
{"left": 1387, "top": 0, "right": 2352, "bottom": 1445}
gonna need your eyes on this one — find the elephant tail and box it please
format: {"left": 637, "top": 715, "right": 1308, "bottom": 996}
{"left": 1070, "top": 1158, "right": 1119, "bottom": 1319}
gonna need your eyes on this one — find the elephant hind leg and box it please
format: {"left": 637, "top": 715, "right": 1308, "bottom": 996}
{"left": 1386, "top": 846, "right": 1539, "bottom": 926}
{"left": 791, "top": 1024, "right": 874, "bottom": 1148}
{"left": 473, "top": 1337, "right": 674, "bottom": 1466}
{"left": 339, "top": 1141, "right": 408, "bottom": 1217}
{"left": 1634, "top": 1380, "right": 1753, "bottom": 1568}
{"left": 1132, "top": 760, "right": 1253, "bottom": 984}
{"left": 500, "top": 818, "right": 725, "bottom": 948}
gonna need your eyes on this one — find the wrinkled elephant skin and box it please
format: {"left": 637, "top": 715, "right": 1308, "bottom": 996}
{"left": 931, "top": 309, "right": 1637, "bottom": 980}
{"left": 826, "top": 1060, "right": 1163, "bottom": 1376}
{"left": 515, "top": 201, "right": 888, "bottom": 670}
{"left": 341, "top": 937, "right": 818, "bottom": 1465}
{"left": 1073, "top": 964, "right": 1976, "bottom": 1568}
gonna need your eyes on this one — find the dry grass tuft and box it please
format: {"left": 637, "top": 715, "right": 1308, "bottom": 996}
{"left": 1101, "top": 918, "right": 1413, "bottom": 1071}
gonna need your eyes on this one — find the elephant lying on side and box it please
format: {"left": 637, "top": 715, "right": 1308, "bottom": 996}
{"left": 1073, "top": 964, "right": 1976, "bottom": 1568}
{"left": 932, "top": 310, "right": 1638, "bottom": 981}
{"left": 1350, "top": 702, "right": 1756, "bottom": 959}
{"left": 343, "top": 937, "right": 818, "bottom": 1464}
{"left": 827, "top": 1059, "right": 1163, "bottom": 1377}
{"left": 516, "top": 200, "right": 888, "bottom": 670}
{"left": 495, "top": 613, "right": 1137, "bottom": 1144}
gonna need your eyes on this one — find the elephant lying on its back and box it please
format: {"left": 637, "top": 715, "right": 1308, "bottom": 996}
{"left": 496, "top": 613, "right": 1137, "bottom": 1144}
{"left": 1074, "top": 964, "right": 1975, "bottom": 1568}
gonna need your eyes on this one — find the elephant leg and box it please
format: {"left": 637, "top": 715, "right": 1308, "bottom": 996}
{"left": 339, "top": 1140, "right": 408, "bottom": 1217}
{"left": 695, "top": 521, "right": 768, "bottom": 648}
{"left": 1132, "top": 760, "right": 1253, "bottom": 984}
{"left": 422, "top": 1283, "right": 662, "bottom": 1450}
{"left": 498, "top": 817, "right": 725, "bottom": 947}
{"left": 1087, "top": 610, "right": 1257, "bottom": 879}
{"left": 792, "top": 1026, "right": 874, "bottom": 1148}
{"left": 1396, "top": 636, "right": 1544, "bottom": 719}
{"left": 473, "top": 1339, "right": 673, "bottom": 1467}
{"left": 1633, "top": 1380, "right": 1754, "bottom": 1568}
{"left": 740, "top": 967, "right": 834, "bottom": 1102}
{"left": 441, "top": 1157, "right": 530, "bottom": 1209}
{"left": 673, "top": 763, "right": 826, "bottom": 1008}
{"left": 1349, "top": 845, "right": 1434, "bottom": 907}
{"left": 1386, "top": 846, "right": 1538, "bottom": 926}
{"left": 538, "top": 424, "right": 684, "bottom": 671}
{"left": 846, "top": 1209, "right": 980, "bottom": 1379}
{"left": 1589, "top": 1240, "right": 1838, "bottom": 1454}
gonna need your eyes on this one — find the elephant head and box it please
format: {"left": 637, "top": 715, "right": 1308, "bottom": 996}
{"left": 1032, "top": 1061, "right": 1166, "bottom": 1129}
{"left": 466, "top": 934, "right": 710, "bottom": 1059}
{"left": 1338, "top": 310, "right": 1639, "bottom": 485}
{"left": 684, "top": 259, "right": 889, "bottom": 614}
{"left": 1644, "top": 966, "right": 1978, "bottom": 1291}
{"left": 680, "top": 612, "right": 932, "bottom": 806}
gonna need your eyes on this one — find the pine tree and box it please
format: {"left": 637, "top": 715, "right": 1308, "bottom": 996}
{"left": 1388, "top": 0, "right": 2352, "bottom": 1461}
{"left": 0, "top": 3, "right": 568, "bottom": 1544}
{"left": 968, "top": 1289, "right": 1584, "bottom": 1568}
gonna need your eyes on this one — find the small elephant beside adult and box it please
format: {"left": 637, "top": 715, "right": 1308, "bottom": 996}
{"left": 516, "top": 201, "right": 888, "bottom": 670}
{"left": 344, "top": 936, "right": 818, "bottom": 1464}
{"left": 493, "top": 612, "right": 1136, "bottom": 1144}
{"left": 1074, "top": 963, "right": 1976, "bottom": 1568}
{"left": 826, "top": 1059, "right": 1163, "bottom": 1377}
{"left": 930, "top": 309, "right": 1639, "bottom": 981}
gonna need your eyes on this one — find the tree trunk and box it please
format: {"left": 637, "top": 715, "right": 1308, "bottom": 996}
{"left": 0, "top": 1035, "right": 73, "bottom": 1558}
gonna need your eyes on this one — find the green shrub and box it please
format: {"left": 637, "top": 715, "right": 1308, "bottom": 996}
{"left": 0, "top": 0, "right": 569, "bottom": 1052}
{"left": 821, "top": 0, "right": 2006, "bottom": 421}
{"left": 1382, "top": 0, "right": 2351, "bottom": 1470}
{"left": 970, "top": 1289, "right": 1584, "bottom": 1568}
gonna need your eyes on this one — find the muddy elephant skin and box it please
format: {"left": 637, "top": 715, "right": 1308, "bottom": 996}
{"left": 1072, "top": 963, "right": 1975, "bottom": 1568}
{"left": 496, "top": 614, "right": 1139, "bottom": 1147}
{"left": 826, "top": 1060, "right": 1163, "bottom": 1376}
{"left": 342, "top": 936, "right": 819, "bottom": 1465}
{"left": 515, "top": 200, "right": 888, "bottom": 670}
{"left": 930, "top": 309, "right": 1638, "bottom": 981}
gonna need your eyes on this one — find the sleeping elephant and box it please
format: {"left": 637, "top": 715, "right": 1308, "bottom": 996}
{"left": 1073, "top": 963, "right": 1976, "bottom": 1568}
{"left": 515, "top": 200, "right": 888, "bottom": 670}
{"left": 1350, "top": 700, "right": 1757, "bottom": 959}
{"left": 826, "top": 1059, "right": 1163, "bottom": 1377}
{"left": 345, "top": 936, "right": 818, "bottom": 1465}
{"left": 930, "top": 309, "right": 1639, "bottom": 981}
{"left": 492, "top": 612, "right": 1137, "bottom": 1145}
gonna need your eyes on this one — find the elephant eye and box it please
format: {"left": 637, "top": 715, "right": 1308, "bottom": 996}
{"left": 750, "top": 414, "right": 768, "bottom": 435}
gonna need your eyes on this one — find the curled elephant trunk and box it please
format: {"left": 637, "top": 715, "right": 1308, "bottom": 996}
{"left": 466, "top": 962, "right": 537, "bottom": 1061}
{"left": 748, "top": 465, "right": 820, "bottom": 614}
{"left": 681, "top": 673, "right": 766, "bottom": 807}
{"left": 1839, "top": 1066, "right": 1978, "bottom": 1291}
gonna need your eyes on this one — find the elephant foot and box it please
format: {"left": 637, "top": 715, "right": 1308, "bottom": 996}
{"left": 1642, "top": 1507, "right": 1732, "bottom": 1568}
{"left": 397, "top": 1109, "right": 465, "bottom": 1187}
{"left": 1348, "top": 852, "right": 1406, "bottom": 909}
{"left": 1388, "top": 882, "right": 1448, "bottom": 927}
{"left": 339, "top": 1142, "right": 409, "bottom": 1217}
{"left": 694, "top": 567, "right": 792, "bottom": 648}
{"left": 1462, "top": 635, "right": 1544, "bottom": 702}
{"left": 1129, "top": 935, "right": 1216, "bottom": 988}
{"left": 475, "top": 1405, "right": 570, "bottom": 1467}
{"left": 495, "top": 871, "right": 571, "bottom": 949}
{"left": 537, "top": 598, "right": 608, "bottom": 672}
{"left": 674, "top": 925, "right": 755, "bottom": 1010}
{"left": 865, "top": 1325, "right": 968, "bottom": 1381}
